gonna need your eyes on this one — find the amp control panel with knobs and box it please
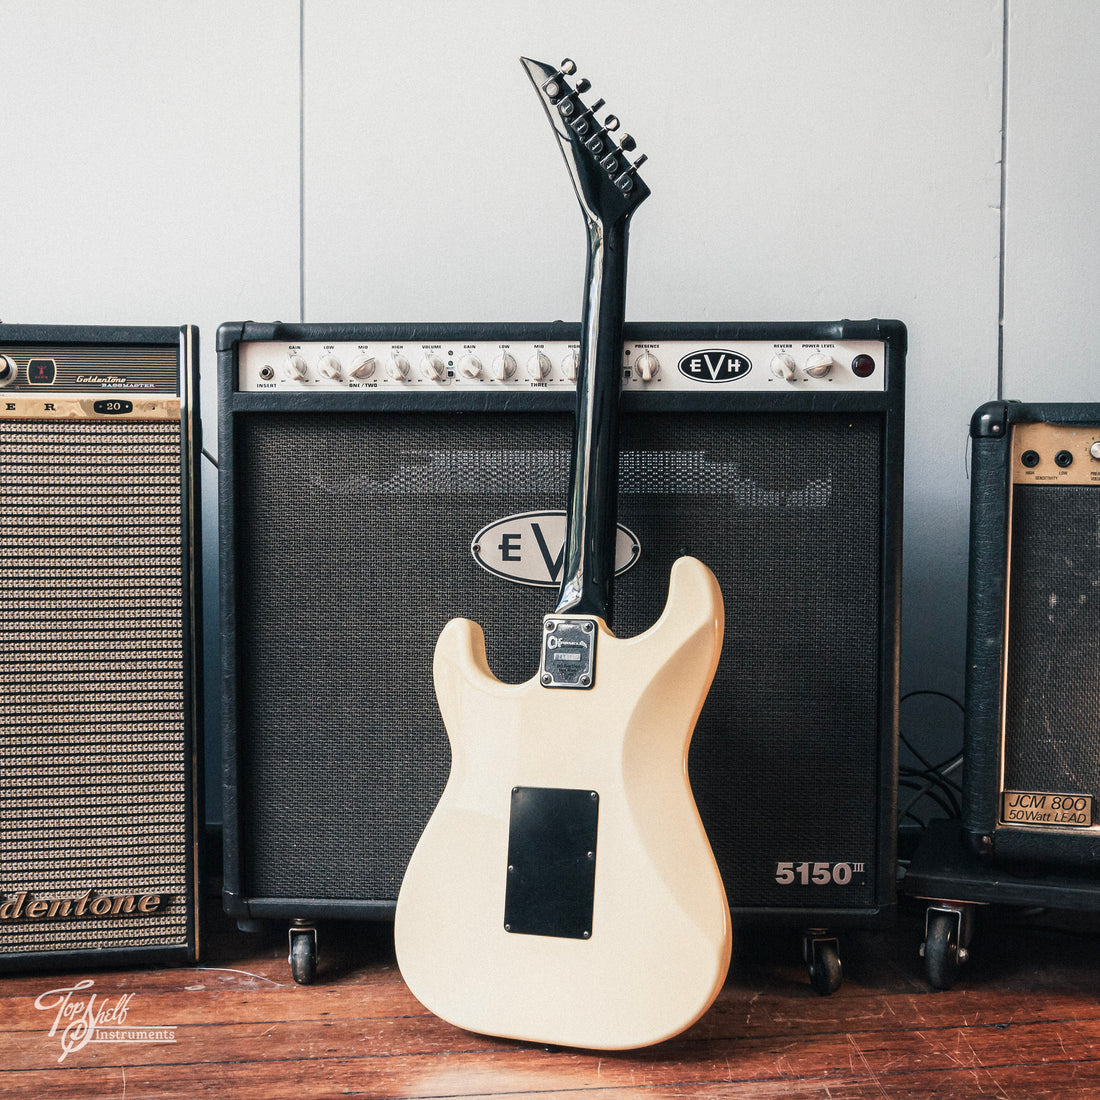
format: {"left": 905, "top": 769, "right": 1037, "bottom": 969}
{"left": 233, "top": 323, "right": 895, "bottom": 394}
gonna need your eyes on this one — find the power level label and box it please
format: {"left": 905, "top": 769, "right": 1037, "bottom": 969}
{"left": 1002, "top": 791, "right": 1093, "bottom": 827}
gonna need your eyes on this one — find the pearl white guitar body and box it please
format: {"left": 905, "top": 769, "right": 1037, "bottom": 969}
{"left": 395, "top": 56, "right": 731, "bottom": 1049}
{"left": 394, "top": 556, "right": 730, "bottom": 1050}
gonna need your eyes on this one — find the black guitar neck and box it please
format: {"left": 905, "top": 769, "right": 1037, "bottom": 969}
{"left": 521, "top": 56, "right": 650, "bottom": 624}
{"left": 556, "top": 216, "right": 630, "bottom": 619}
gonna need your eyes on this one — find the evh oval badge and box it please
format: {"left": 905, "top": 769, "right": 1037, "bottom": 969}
{"left": 471, "top": 510, "right": 641, "bottom": 587}
{"left": 677, "top": 349, "right": 751, "bottom": 383}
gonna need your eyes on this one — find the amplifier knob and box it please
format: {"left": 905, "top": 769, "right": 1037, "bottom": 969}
{"left": 528, "top": 351, "right": 552, "bottom": 380}
{"left": 317, "top": 354, "right": 343, "bottom": 381}
{"left": 348, "top": 354, "right": 377, "bottom": 380}
{"left": 770, "top": 353, "right": 797, "bottom": 381}
{"left": 561, "top": 350, "right": 579, "bottom": 382}
{"left": 634, "top": 351, "right": 660, "bottom": 382}
{"left": 284, "top": 353, "right": 309, "bottom": 381}
{"left": 386, "top": 353, "right": 411, "bottom": 380}
{"left": 0, "top": 355, "right": 16, "bottom": 386}
{"left": 421, "top": 353, "right": 446, "bottom": 380}
{"left": 1091, "top": 441, "right": 1100, "bottom": 461}
{"left": 491, "top": 352, "right": 517, "bottom": 381}
{"left": 458, "top": 354, "right": 483, "bottom": 379}
{"left": 803, "top": 352, "right": 835, "bottom": 378}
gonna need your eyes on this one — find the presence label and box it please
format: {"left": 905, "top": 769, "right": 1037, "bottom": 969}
{"left": 1002, "top": 791, "right": 1093, "bottom": 827}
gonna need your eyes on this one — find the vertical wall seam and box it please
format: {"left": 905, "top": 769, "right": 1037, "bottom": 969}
{"left": 299, "top": 0, "right": 306, "bottom": 322}
{"left": 997, "top": 0, "right": 1009, "bottom": 399}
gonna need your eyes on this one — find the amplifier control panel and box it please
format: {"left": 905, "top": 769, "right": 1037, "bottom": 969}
{"left": 238, "top": 336, "right": 888, "bottom": 393}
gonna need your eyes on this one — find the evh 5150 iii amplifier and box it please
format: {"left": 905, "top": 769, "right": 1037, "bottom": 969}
{"left": 219, "top": 319, "right": 904, "bottom": 989}
{"left": 965, "top": 400, "right": 1100, "bottom": 868}
{"left": 0, "top": 325, "right": 202, "bottom": 971}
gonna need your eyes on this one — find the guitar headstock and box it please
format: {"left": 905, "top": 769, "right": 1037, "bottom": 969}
{"left": 521, "top": 56, "right": 650, "bottom": 226}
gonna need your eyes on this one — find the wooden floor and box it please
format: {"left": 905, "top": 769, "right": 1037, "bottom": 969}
{"left": 4, "top": 896, "right": 1100, "bottom": 1099}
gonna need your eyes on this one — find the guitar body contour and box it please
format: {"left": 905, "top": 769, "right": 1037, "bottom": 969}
{"left": 394, "top": 556, "right": 731, "bottom": 1050}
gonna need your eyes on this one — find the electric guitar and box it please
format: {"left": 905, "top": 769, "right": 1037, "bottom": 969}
{"left": 394, "top": 56, "right": 731, "bottom": 1050}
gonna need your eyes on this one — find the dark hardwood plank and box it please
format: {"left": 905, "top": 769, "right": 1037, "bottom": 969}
{"left": 3, "top": 901, "right": 1100, "bottom": 1099}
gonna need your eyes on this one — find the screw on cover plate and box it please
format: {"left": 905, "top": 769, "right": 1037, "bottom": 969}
{"left": 582, "top": 621, "right": 593, "bottom": 632}
{"left": 580, "top": 674, "right": 591, "bottom": 686}
{"left": 542, "top": 673, "right": 553, "bottom": 685}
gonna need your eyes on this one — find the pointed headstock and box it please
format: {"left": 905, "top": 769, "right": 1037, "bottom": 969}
{"left": 521, "top": 56, "right": 650, "bottom": 228}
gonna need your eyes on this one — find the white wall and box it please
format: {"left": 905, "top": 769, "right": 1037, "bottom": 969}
{"left": 3, "top": 2, "right": 1097, "bottom": 805}
{"left": 1002, "top": 0, "right": 1100, "bottom": 400}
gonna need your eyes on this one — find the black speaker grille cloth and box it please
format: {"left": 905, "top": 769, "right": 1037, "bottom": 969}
{"left": 237, "top": 410, "right": 882, "bottom": 909}
{"left": 0, "top": 419, "right": 189, "bottom": 954}
{"left": 1004, "top": 485, "right": 1100, "bottom": 798}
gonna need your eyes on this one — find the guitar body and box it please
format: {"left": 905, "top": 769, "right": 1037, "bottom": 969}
{"left": 394, "top": 556, "right": 730, "bottom": 1050}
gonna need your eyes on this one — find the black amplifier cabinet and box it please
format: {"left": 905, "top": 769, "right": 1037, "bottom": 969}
{"left": 0, "top": 324, "right": 202, "bottom": 971}
{"left": 965, "top": 401, "right": 1100, "bottom": 868}
{"left": 219, "top": 320, "right": 904, "bottom": 977}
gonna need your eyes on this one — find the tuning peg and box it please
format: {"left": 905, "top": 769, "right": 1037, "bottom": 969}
{"left": 600, "top": 134, "right": 636, "bottom": 173}
{"left": 569, "top": 96, "right": 605, "bottom": 135}
{"left": 575, "top": 77, "right": 592, "bottom": 94}
{"left": 544, "top": 58, "right": 582, "bottom": 103}
{"left": 582, "top": 105, "right": 618, "bottom": 154}
{"left": 614, "top": 152, "right": 648, "bottom": 193}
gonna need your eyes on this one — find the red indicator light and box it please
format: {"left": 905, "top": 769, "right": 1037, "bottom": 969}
{"left": 851, "top": 354, "right": 876, "bottom": 378}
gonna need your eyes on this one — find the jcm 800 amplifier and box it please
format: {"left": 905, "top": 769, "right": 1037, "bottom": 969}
{"left": 965, "top": 400, "right": 1100, "bottom": 869}
{"left": 0, "top": 324, "right": 202, "bottom": 971}
{"left": 219, "top": 319, "right": 904, "bottom": 990}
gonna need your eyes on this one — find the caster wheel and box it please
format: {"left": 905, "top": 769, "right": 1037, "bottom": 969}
{"left": 288, "top": 927, "right": 318, "bottom": 984}
{"left": 805, "top": 934, "right": 842, "bottom": 996}
{"left": 923, "top": 909, "right": 962, "bottom": 990}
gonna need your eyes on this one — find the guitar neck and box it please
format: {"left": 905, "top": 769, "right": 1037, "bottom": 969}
{"left": 555, "top": 215, "right": 631, "bottom": 620}
{"left": 519, "top": 55, "right": 649, "bottom": 622}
